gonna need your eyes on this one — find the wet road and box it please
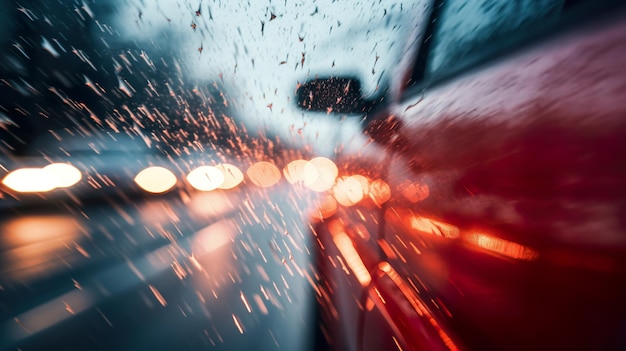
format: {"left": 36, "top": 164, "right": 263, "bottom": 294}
{"left": 0, "top": 186, "right": 320, "bottom": 350}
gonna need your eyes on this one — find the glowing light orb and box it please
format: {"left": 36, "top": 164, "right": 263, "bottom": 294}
{"left": 283, "top": 159, "right": 311, "bottom": 185}
{"left": 369, "top": 179, "right": 391, "bottom": 206}
{"left": 333, "top": 176, "right": 365, "bottom": 206}
{"left": 134, "top": 166, "right": 177, "bottom": 193}
{"left": 43, "top": 163, "right": 82, "bottom": 188}
{"left": 2, "top": 168, "right": 58, "bottom": 193}
{"left": 187, "top": 166, "right": 224, "bottom": 191}
{"left": 351, "top": 175, "right": 370, "bottom": 195}
{"left": 247, "top": 162, "right": 281, "bottom": 188}
{"left": 2, "top": 163, "right": 84, "bottom": 193}
{"left": 304, "top": 157, "right": 338, "bottom": 192}
{"left": 215, "top": 164, "right": 244, "bottom": 189}
{"left": 311, "top": 194, "right": 338, "bottom": 220}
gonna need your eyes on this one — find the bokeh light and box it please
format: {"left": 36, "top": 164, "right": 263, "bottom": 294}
{"left": 333, "top": 176, "right": 365, "bottom": 207}
{"left": 134, "top": 166, "right": 177, "bottom": 194}
{"left": 351, "top": 175, "right": 370, "bottom": 196}
{"left": 187, "top": 166, "right": 225, "bottom": 191}
{"left": 283, "top": 159, "right": 311, "bottom": 185}
{"left": 247, "top": 162, "right": 281, "bottom": 188}
{"left": 43, "top": 163, "right": 83, "bottom": 188}
{"left": 304, "top": 157, "right": 338, "bottom": 192}
{"left": 216, "top": 163, "right": 244, "bottom": 189}
{"left": 369, "top": 179, "right": 391, "bottom": 206}
{"left": 400, "top": 181, "right": 430, "bottom": 203}
{"left": 2, "top": 163, "right": 83, "bottom": 193}
{"left": 311, "top": 194, "right": 338, "bottom": 221}
{"left": 2, "top": 168, "right": 58, "bottom": 193}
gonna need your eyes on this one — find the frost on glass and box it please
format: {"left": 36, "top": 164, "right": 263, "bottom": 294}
{"left": 426, "top": 0, "right": 564, "bottom": 77}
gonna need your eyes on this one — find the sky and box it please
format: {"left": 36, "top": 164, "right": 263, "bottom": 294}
{"left": 109, "top": 0, "right": 422, "bottom": 155}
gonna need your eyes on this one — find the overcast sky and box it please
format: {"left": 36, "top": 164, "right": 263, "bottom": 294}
{"left": 111, "top": 0, "right": 421, "bottom": 155}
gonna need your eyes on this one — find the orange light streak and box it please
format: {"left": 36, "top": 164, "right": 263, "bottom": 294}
{"left": 410, "top": 216, "right": 460, "bottom": 239}
{"left": 464, "top": 232, "right": 538, "bottom": 261}
{"left": 333, "top": 230, "right": 371, "bottom": 286}
{"left": 378, "top": 262, "right": 460, "bottom": 351}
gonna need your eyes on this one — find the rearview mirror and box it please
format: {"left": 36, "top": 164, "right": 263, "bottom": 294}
{"left": 296, "top": 76, "right": 371, "bottom": 114}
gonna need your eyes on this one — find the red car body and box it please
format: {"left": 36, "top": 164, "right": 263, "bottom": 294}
{"left": 308, "top": 1, "right": 626, "bottom": 350}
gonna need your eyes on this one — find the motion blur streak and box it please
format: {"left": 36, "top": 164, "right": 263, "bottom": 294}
{"left": 464, "top": 232, "right": 538, "bottom": 261}
{"left": 332, "top": 223, "right": 371, "bottom": 286}
{"left": 2, "top": 217, "right": 239, "bottom": 346}
{"left": 134, "top": 166, "right": 177, "bottom": 193}
{"left": 378, "top": 262, "right": 460, "bottom": 351}
{"left": 4, "top": 289, "right": 95, "bottom": 342}
{"left": 410, "top": 216, "right": 461, "bottom": 239}
{"left": 192, "top": 220, "right": 237, "bottom": 254}
{"left": 247, "top": 161, "right": 281, "bottom": 188}
{"left": 187, "top": 192, "right": 237, "bottom": 220}
{"left": 187, "top": 166, "right": 225, "bottom": 191}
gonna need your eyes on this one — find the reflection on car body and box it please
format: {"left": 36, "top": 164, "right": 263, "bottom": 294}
{"left": 299, "top": 0, "right": 626, "bottom": 350}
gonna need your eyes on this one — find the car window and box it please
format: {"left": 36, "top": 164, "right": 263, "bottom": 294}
{"left": 425, "top": 0, "right": 565, "bottom": 78}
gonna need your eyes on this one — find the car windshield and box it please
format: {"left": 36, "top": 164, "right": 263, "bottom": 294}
{"left": 0, "top": 1, "right": 415, "bottom": 350}
{"left": 4, "top": 1, "right": 623, "bottom": 350}
{"left": 1, "top": 0, "right": 419, "bottom": 158}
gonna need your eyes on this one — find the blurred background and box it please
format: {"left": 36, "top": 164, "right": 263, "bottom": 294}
{"left": 0, "top": 0, "right": 413, "bottom": 350}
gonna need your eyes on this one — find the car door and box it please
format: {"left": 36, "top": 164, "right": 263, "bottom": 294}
{"left": 362, "top": 0, "right": 626, "bottom": 350}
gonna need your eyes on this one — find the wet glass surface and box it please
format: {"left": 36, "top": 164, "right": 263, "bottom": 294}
{"left": 0, "top": 1, "right": 412, "bottom": 350}
{"left": 2, "top": 1, "right": 626, "bottom": 350}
